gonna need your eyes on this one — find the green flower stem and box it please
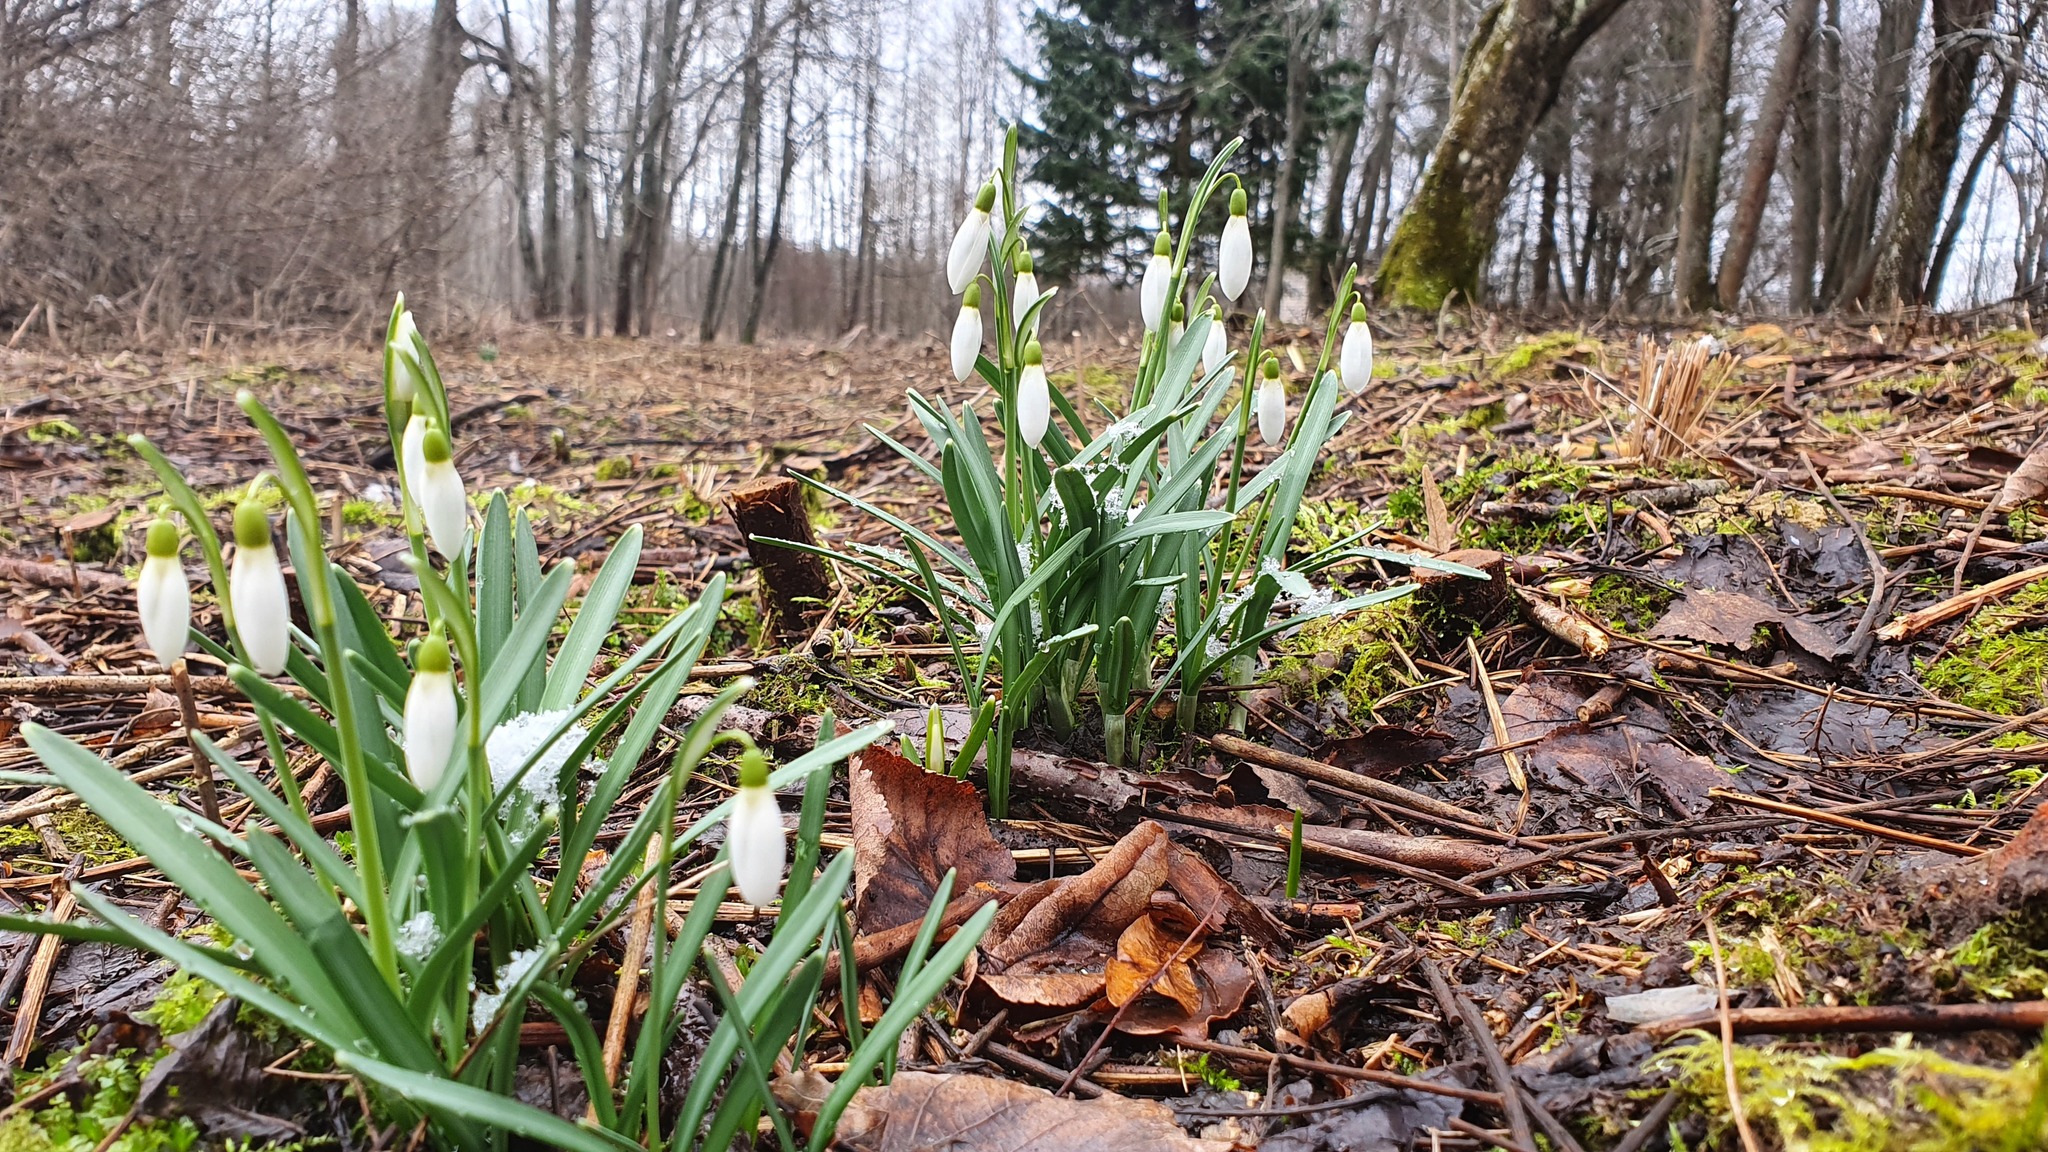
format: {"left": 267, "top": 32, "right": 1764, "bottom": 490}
{"left": 238, "top": 391, "right": 400, "bottom": 989}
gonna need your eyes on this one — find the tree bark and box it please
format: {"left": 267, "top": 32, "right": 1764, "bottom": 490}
{"left": 741, "top": 9, "right": 807, "bottom": 345}
{"left": 1868, "top": 0, "right": 2000, "bottom": 305}
{"left": 1262, "top": 8, "right": 1313, "bottom": 320}
{"left": 1673, "top": 0, "right": 1736, "bottom": 312}
{"left": 699, "top": 0, "right": 769, "bottom": 341}
{"left": 1927, "top": 4, "right": 2038, "bottom": 304}
{"left": 1715, "top": 0, "right": 1821, "bottom": 309}
{"left": 1375, "top": 0, "right": 1635, "bottom": 310}
{"left": 570, "top": 0, "right": 596, "bottom": 333}
{"left": 1351, "top": 13, "right": 1407, "bottom": 275}
{"left": 1787, "top": 69, "right": 1822, "bottom": 310}
{"left": 1820, "top": 0, "right": 1924, "bottom": 303}
{"left": 539, "top": 0, "right": 564, "bottom": 317}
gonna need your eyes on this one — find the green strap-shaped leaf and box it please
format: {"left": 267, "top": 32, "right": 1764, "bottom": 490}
{"left": 336, "top": 1048, "right": 637, "bottom": 1152}
{"left": 542, "top": 524, "right": 644, "bottom": 710}
{"left": 478, "top": 494, "right": 516, "bottom": 680}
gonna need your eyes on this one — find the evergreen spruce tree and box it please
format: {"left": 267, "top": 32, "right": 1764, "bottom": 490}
{"left": 1019, "top": 0, "right": 1356, "bottom": 287}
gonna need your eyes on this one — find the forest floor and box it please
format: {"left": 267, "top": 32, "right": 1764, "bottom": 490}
{"left": 7, "top": 312, "right": 2048, "bottom": 1150}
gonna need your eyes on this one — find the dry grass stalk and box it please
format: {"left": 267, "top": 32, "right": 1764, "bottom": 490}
{"left": 1624, "top": 336, "right": 1731, "bottom": 464}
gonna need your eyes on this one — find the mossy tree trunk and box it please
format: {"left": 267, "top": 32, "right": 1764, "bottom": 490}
{"left": 1375, "top": 0, "right": 1634, "bottom": 311}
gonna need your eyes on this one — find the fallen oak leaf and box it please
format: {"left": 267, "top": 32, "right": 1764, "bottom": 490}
{"left": 789, "top": 1070, "right": 1232, "bottom": 1152}
{"left": 851, "top": 740, "right": 1015, "bottom": 934}
{"left": 1104, "top": 912, "right": 1205, "bottom": 1014}
{"left": 1108, "top": 948, "right": 1253, "bottom": 1045}
{"left": 979, "top": 822, "right": 1172, "bottom": 1009}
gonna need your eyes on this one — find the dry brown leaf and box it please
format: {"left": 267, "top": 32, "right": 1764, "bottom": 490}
{"left": 1111, "top": 949, "right": 1254, "bottom": 1044}
{"left": 1648, "top": 587, "right": 1784, "bottom": 650}
{"left": 1104, "top": 913, "right": 1203, "bottom": 1013}
{"left": 807, "top": 1071, "right": 1232, "bottom": 1152}
{"left": 2000, "top": 440, "right": 2048, "bottom": 509}
{"left": 1493, "top": 675, "right": 1730, "bottom": 817}
{"left": 1162, "top": 841, "right": 1290, "bottom": 949}
{"left": 978, "top": 823, "right": 1173, "bottom": 1010}
{"left": 851, "top": 741, "right": 1016, "bottom": 934}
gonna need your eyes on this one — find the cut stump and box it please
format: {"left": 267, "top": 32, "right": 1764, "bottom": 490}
{"left": 725, "top": 475, "right": 835, "bottom": 631}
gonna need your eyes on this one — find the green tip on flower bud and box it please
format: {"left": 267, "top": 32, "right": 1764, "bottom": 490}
{"left": 1262, "top": 356, "right": 1281, "bottom": 381}
{"left": 1015, "top": 249, "right": 1034, "bottom": 274}
{"left": 963, "top": 282, "right": 982, "bottom": 308}
{"left": 1210, "top": 303, "right": 1223, "bottom": 320}
{"left": 416, "top": 631, "right": 451, "bottom": 675}
{"left": 1351, "top": 301, "right": 1367, "bottom": 323}
{"left": 145, "top": 519, "right": 180, "bottom": 559}
{"left": 739, "top": 746, "right": 769, "bottom": 789}
{"left": 1023, "top": 339, "right": 1044, "bottom": 367}
{"left": 232, "top": 501, "right": 270, "bottom": 549}
{"left": 422, "top": 425, "right": 452, "bottom": 464}
{"left": 1154, "top": 232, "right": 1171, "bottom": 256}
{"left": 1230, "top": 188, "right": 1247, "bottom": 216}
{"left": 1170, "top": 301, "right": 1185, "bottom": 322}
{"left": 974, "top": 182, "right": 997, "bottom": 213}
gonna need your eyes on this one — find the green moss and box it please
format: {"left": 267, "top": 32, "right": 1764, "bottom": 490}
{"left": 1168, "top": 1052, "right": 1241, "bottom": 1093}
{"left": 8, "top": 1047, "right": 200, "bottom": 1152}
{"left": 1653, "top": 1035, "right": 2048, "bottom": 1152}
{"left": 595, "top": 456, "right": 635, "bottom": 482}
{"left": 1940, "top": 919, "right": 2048, "bottom": 1001}
{"left": 1820, "top": 408, "right": 1892, "bottom": 435}
{"left": 137, "top": 971, "right": 224, "bottom": 1037}
{"left": 341, "top": 498, "right": 400, "bottom": 530}
{"left": 1267, "top": 602, "right": 1417, "bottom": 717}
{"left": 1490, "top": 331, "right": 1593, "bottom": 379}
{"left": 1920, "top": 580, "right": 2048, "bottom": 715}
{"left": 1588, "top": 575, "right": 1674, "bottom": 632}
{"left": 1374, "top": 162, "right": 1486, "bottom": 311}
{"left": 24, "top": 420, "right": 81, "bottom": 443}
{"left": 1047, "top": 363, "right": 1122, "bottom": 404}
{"left": 51, "top": 809, "right": 132, "bottom": 865}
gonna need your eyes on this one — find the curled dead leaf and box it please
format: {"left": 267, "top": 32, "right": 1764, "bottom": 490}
{"left": 797, "top": 1071, "right": 1232, "bottom": 1152}
{"left": 1104, "top": 912, "right": 1204, "bottom": 1014}
{"left": 851, "top": 741, "right": 1016, "bottom": 934}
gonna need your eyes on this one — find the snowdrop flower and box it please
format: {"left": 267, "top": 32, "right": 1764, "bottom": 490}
{"left": 1219, "top": 187, "right": 1252, "bottom": 301}
{"left": 136, "top": 519, "right": 189, "bottom": 670}
{"left": 404, "top": 631, "right": 458, "bottom": 792}
{"left": 1257, "top": 358, "right": 1287, "bottom": 446}
{"left": 1201, "top": 306, "right": 1229, "bottom": 379}
{"left": 1168, "top": 301, "right": 1185, "bottom": 348}
{"left": 952, "top": 283, "right": 983, "bottom": 383}
{"left": 228, "top": 500, "right": 290, "bottom": 676}
{"left": 1018, "top": 338, "right": 1051, "bottom": 449}
{"left": 1012, "top": 249, "right": 1040, "bottom": 331}
{"left": 1140, "top": 232, "right": 1172, "bottom": 331}
{"left": 390, "top": 308, "right": 425, "bottom": 404}
{"left": 400, "top": 409, "right": 429, "bottom": 505}
{"left": 727, "top": 746, "right": 785, "bottom": 907}
{"left": 1340, "top": 302, "right": 1374, "bottom": 393}
{"left": 419, "top": 424, "right": 469, "bottom": 562}
{"left": 947, "top": 180, "right": 997, "bottom": 294}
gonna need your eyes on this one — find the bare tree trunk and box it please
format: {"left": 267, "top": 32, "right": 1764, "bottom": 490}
{"left": 1262, "top": 7, "right": 1313, "bottom": 320}
{"left": 1376, "top": 0, "right": 1635, "bottom": 309}
{"left": 1787, "top": 72, "right": 1822, "bottom": 310}
{"left": 1351, "top": 13, "right": 1407, "bottom": 274}
{"left": 499, "top": 0, "right": 543, "bottom": 313}
{"left": 540, "top": 0, "right": 563, "bottom": 317}
{"left": 570, "top": 0, "right": 596, "bottom": 333}
{"left": 741, "top": 8, "right": 807, "bottom": 345}
{"left": 1715, "top": 0, "right": 1820, "bottom": 308}
{"left": 1672, "top": 0, "right": 1736, "bottom": 312}
{"left": 843, "top": 36, "right": 879, "bottom": 332}
{"left": 1532, "top": 128, "right": 1563, "bottom": 311}
{"left": 616, "top": 0, "right": 692, "bottom": 337}
{"left": 1312, "top": 5, "right": 1378, "bottom": 311}
{"left": 1867, "top": 0, "right": 2000, "bottom": 305}
{"left": 1927, "top": 3, "right": 2038, "bottom": 304}
{"left": 1817, "top": 0, "right": 1843, "bottom": 260}
{"left": 699, "top": 0, "right": 768, "bottom": 342}
{"left": 1820, "top": 0, "right": 1924, "bottom": 303}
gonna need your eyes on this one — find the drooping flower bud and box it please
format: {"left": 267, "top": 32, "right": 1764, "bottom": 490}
{"left": 419, "top": 425, "right": 469, "bottom": 562}
{"left": 1012, "top": 248, "right": 1041, "bottom": 333}
{"left": 404, "top": 631, "right": 457, "bottom": 791}
{"left": 1220, "top": 188, "right": 1252, "bottom": 301}
{"left": 1018, "top": 339, "right": 1051, "bottom": 450}
{"left": 952, "top": 283, "right": 984, "bottom": 383}
{"left": 947, "top": 181, "right": 998, "bottom": 294}
{"left": 400, "top": 409, "right": 429, "bottom": 505}
{"left": 229, "top": 500, "right": 290, "bottom": 676}
{"left": 136, "top": 519, "right": 190, "bottom": 670}
{"left": 1201, "top": 305, "right": 1229, "bottom": 379}
{"left": 391, "top": 309, "right": 425, "bottom": 404}
{"left": 1257, "top": 358, "right": 1287, "bottom": 447}
{"left": 727, "top": 747, "right": 786, "bottom": 907}
{"left": 1340, "top": 302, "right": 1374, "bottom": 394}
{"left": 1168, "top": 300, "right": 1185, "bottom": 347}
{"left": 1140, "top": 232, "right": 1172, "bottom": 332}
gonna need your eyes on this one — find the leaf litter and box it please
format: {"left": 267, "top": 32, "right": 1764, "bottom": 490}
{"left": 13, "top": 321, "right": 2048, "bottom": 1148}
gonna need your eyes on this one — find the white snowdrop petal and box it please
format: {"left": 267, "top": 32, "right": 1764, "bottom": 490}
{"left": 1202, "top": 323, "right": 1228, "bottom": 380}
{"left": 404, "top": 670, "right": 458, "bottom": 791}
{"left": 951, "top": 305, "right": 982, "bottom": 383}
{"left": 421, "top": 459, "right": 470, "bottom": 561}
{"left": 1258, "top": 379, "right": 1287, "bottom": 446}
{"left": 947, "top": 210, "right": 990, "bottom": 294}
{"left": 1140, "top": 255, "right": 1170, "bottom": 331}
{"left": 1341, "top": 321, "right": 1375, "bottom": 393}
{"left": 1220, "top": 216, "right": 1253, "bottom": 301}
{"left": 1019, "top": 364, "right": 1051, "bottom": 449}
{"left": 137, "top": 555, "right": 190, "bottom": 670}
{"left": 230, "top": 543, "right": 291, "bottom": 675}
{"left": 727, "top": 785, "right": 787, "bottom": 907}
{"left": 1012, "top": 273, "right": 1040, "bottom": 334}
{"left": 400, "top": 412, "right": 429, "bottom": 505}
